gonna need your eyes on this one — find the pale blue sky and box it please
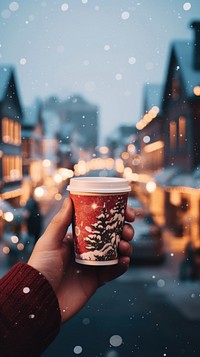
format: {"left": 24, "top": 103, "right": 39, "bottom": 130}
{"left": 0, "top": 0, "right": 199, "bottom": 142}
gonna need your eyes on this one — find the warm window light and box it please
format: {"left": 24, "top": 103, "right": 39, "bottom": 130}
{"left": 144, "top": 140, "right": 164, "bottom": 153}
{"left": 170, "top": 121, "right": 177, "bottom": 149}
{"left": 4, "top": 211, "right": 14, "bottom": 222}
{"left": 136, "top": 106, "right": 159, "bottom": 130}
{"left": 193, "top": 86, "right": 200, "bottom": 96}
{"left": 179, "top": 116, "right": 186, "bottom": 148}
{"left": 34, "top": 186, "right": 45, "bottom": 198}
{"left": 3, "top": 246, "right": 10, "bottom": 254}
{"left": 99, "top": 146, "right": 109, "bottom": 155}
{"left": 115, "top": 158, "right": 124, "bottom": 173}
{"left": 121, "top": 152, "right": 129, "bottom": 160}
{"left": 58, "top": 168, "right": 74, "bottom": 179}
{"left": 43, "top": 159, "right": 51, "bottom": 168}
{"left": 127, "top": 144, "right": 136, "bottom": 153}
{"left": 2, "top": 117, "right": 21, "bottom": 145}
{"left": 131, "top": 173, "right": 139, "bottom": 181}
{"left": 53, "top": 173, "right": 63, "bottom": 183}
{"left": 146, "top": 181, "right": 157, "bottom": 193}
{"left": 17, "top": 243, "right": 24, "bottom": 251}
{"left": 11, "top": 235, "right": 19, "bottom": 244}
{"left": 55, "top": 193, "right": 62, "bottom": 201}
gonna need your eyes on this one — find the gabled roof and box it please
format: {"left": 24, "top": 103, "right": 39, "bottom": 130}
{"left": 172, "top": 40, "right": 200, "bottom": 98}
{"left": 163, "top": 39, "right": 200, "bottom": 104}
{"left": 0, "top": 65, "right": 14, "bottom": 102}
{"left": 0, "top": 64, "right": 23, "bottom": 118}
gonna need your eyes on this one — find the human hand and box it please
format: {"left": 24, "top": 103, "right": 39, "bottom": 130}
{"left": 28, "top": 197, "right": 135, "bottom": 323}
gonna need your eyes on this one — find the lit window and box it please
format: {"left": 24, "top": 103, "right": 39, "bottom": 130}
{"left": 193, "top": 86, "right": 200, "bottom": 96}
{"left": 170, "top": 121, "right": 177, "bottom": 150}
{"left": 178, "top": 116, "right": 186, "bottom": 148}
{"left": 2, "top": 117, "right": 21, "bottom": 145}
{"left": 2, "top": 155, "right": 22, "bottom": 181}
{"left": 172, "top": 79, "right": 180, "bottom": 99}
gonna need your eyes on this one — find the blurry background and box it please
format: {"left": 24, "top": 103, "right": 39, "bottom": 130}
{"left": 0, "top": 1, "right": 200, "bottom": 356}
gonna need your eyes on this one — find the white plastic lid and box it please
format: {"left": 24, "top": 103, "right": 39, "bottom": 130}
{"left": 67, "top": 177, "right": 131, "bottom": 193}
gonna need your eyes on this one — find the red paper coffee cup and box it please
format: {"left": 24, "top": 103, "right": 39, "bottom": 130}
{"left": 67, "top": 177, "right": 131, "bottom": 266}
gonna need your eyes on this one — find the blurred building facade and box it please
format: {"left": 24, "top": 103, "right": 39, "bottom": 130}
{"left": 40, "top": 94, "right": 99, "bottom": 166}
{"left": 135, "top": 21, "right": 200, "bottom": 249}
{"left": 0, "top": 66, "right": 23, "bottom": 201}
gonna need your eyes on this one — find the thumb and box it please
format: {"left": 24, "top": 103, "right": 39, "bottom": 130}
{"left": 40, "top": 197, "right": 73, "bottom": 248}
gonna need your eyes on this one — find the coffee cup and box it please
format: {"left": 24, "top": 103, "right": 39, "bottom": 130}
{"left": 67, "top": 177, "right": 131, "bottom": 266}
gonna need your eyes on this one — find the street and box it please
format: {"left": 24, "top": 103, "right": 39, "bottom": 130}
{"left": 42, "top": 261, "right": 200, "bottom": 357}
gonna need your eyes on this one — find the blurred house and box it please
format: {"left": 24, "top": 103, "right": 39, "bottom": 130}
{"left": 161, "top": 21, "right": 200, "bottom": 242}
{"left": 0, "top": 65, "right": 23, "bottom": 201}
{"left": 40, "top": 94, "right": 99, "bottom": 167}
{"left": 0, "top": 65, "right": 25, "bottom": 246}
{"left": 137, "top": 21, "right": 200, "bottom": 248}
{"left": 63, "top": 94, "right": 98, "bottom": 164}
{"left": 163, "top": 20, "right": 200, "bottom": 172}
{"left": 106, "top": 125, "right": 137, "bottom": 159}
{"left": 22, "top": 100, "right": 44, "bottom": 183}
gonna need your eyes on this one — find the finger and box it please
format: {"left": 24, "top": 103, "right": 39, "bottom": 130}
{"left": 118, "top": 240, "right": 133, "bottom": 257}
{"left": 118, "top": 256, "right": 131, "bottom": 270}
{"left": 40, "top": 198, "right": 73, "bottom": 248}
{"left": 125, "top": 205, "right": 135, "bottom": 222}
{"left": 122, "top": 223, "right": 134, "bottom": 241}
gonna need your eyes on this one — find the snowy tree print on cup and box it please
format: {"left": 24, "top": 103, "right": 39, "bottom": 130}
{"left": 67, "top": 177, "right": 131, "bottom": 266}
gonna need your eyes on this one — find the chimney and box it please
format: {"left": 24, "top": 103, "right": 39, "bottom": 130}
{"left": 190, "top": 21, "right": 200, "bottom": 70}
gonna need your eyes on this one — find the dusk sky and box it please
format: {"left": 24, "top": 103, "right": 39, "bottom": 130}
{"left": 0, "top": 0, "right": 199, "bottom": 143}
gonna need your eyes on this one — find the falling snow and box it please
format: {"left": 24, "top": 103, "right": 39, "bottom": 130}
{"left": 183, "top": 2, "right": 192, "bottom": 11}
{"left": 9, "top": 2, "right": 19, "bottom": 12}
{"left": 23, "top": 287, "right": 30, "bottom": 294}
{"left": 29, "top": 314, "right": 35, "bottom": 319}
{"left": 61, "top": 3, "right": 69, "bottom": 12}
{"left": 115, "top": 73, "right": 122, "bottom": 81}
{"left": 128, "top": 57, "right": 136, "bottom": 65}
{"left": 121, "top": 11, "right": 130, "bottom": 20}
{"left": 20, "top": 58, "right": 27, "bottom": 65}
{"left": 109, "top": 335, "right": 123, "bottom": 347}
{"left": 73, "top": 345, "right": 83, "bottom": 354}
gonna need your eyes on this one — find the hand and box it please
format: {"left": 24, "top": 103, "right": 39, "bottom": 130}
{"left": 28, "top": 197, "right": 135, "bottom": 323}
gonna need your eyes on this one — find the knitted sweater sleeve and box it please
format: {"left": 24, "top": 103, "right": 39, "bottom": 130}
{"left": 0, "top": 262, "right": 61, "bottom": 357}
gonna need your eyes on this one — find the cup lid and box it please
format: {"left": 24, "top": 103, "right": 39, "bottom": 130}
{"left": 67, "top": 177, "right": 131, "bottom": 193}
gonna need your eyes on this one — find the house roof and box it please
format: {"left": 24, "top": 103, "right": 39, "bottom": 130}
{"left": 165, "top": 41, "right": 200, "bottom": 98}
{"left": 169, "top": 40, "right": 200, "bottom": 98}
{"left": 0, "top": 65, "right": 14, "bottom": 102}
{"left": 0, "top": 65, "right": 23, "bottom": 119}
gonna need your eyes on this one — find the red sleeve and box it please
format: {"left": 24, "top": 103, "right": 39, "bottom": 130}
{"left": 0, "top": 262, "right": 61, "bottom": 357}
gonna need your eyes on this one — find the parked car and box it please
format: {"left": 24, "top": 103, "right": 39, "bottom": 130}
{"left": 130, "top": 213, "right": 165, "bottom": 264}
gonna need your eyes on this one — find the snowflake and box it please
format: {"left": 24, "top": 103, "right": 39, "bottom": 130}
{"left": 183, "top": 2, "right": 191, "bottom": 11}
{"left": 9, "top": 2, "right": 19, "bottom": 12}
{"left": 61, "top": 3, "right": 69, "bottom": 12}
{"left": 23, "top": 287, "right": 30, "bottom": 294}
{"left": 109, "top": 334, "right": 123, "bottom": 347}
{"left": 121, "top": 11, "right": 130, "bottom": 20}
